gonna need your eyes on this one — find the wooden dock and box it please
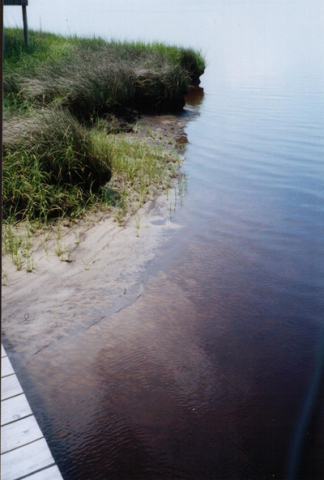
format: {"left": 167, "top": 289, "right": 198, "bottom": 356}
{"left": 1, "top": 344, "right": 63, "bottom": 480}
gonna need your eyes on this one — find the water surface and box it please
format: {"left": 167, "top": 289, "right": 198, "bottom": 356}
{"left": 4, "top": 1, "right": 324, "bottom": 479}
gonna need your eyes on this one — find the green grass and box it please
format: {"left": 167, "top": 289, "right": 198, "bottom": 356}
{"left": 3, "top": 29, "right": 205, "bottom": 264}
{"left": 4, "top": 29, "right": 205, "bottom": 117}
{"left": 4, "top": 30, "right": 205, "bottom": 78}
{"left": 91, "top": 127, "right": 181, "bottom": 213}
{"left": 3, "top": 109, "right": 108, "bottom": 221}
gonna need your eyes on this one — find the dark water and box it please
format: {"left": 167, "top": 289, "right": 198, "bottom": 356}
{"left": 4, "top": 1, "right": 324, "bottom": 479}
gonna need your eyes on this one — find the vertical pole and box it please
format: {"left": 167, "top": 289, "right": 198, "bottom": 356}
{"left": 1, "top": 0, "right": 3, "bottom": 304}
{"left": 22, "top": 4, "right": 28, "bottom": 47}
{"left": 2, "top": 0, "right": 4, "bottom": 52}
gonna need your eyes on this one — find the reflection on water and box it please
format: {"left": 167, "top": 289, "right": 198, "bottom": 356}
{"left": 3, "top": 1, "right": 324, "bottom": 479}
{"left": 19, "top": 239, "right": 323, "bottom": 479}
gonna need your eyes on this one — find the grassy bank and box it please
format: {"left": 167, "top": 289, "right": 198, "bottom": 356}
{"left": 4, "top": 29, "right": 205, "bottom": 116}
{"left": 3, "top": 29, "right": 205, "bottom": 269}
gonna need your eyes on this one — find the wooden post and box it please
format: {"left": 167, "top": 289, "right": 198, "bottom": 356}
{"left": 3, "top": 0, "right": 29, "bottom": 47}
{"left": 22, "top": 5, "right": 28, "bottom": 46}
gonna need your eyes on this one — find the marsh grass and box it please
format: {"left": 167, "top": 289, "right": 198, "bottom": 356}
{"left": 3, "top": 30, "right": 204, "bottom": 268}
{"left": 25, "top": 256, "right": 36, "bottom": 273}
{"left": 2, "top": 220, "right": 36, "bottom": 271}
{"left": 91, "top": 127, "right": 182, "bottom": 217}
{"left": 54, "top": 225, "right": 66, "bottom": 257}
{"left": 4, "top": 29, "right": 205, "bottom": 118}
{"left": 3, "top": 124, "right": 182, "bottom": 268}
{"left": 135, "top": 214, "right": 141, "bottom": 237}
{"left": 2, "top": 268, "right": 9, "bottom": 286}
{"left": 3, "top": 108, "right": 112, "bottom": 221}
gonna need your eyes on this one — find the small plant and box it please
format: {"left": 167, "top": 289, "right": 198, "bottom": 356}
{"left": 146, "top": 126, "right": 155, "bottom": 138}
{"left": 114, "top": 208, "right": 123, "bottom": 225}
{"left": 81, "top": 259, "right": 90, "bottom": 270}
{"left": 2, "top": 268, "right": 8, "bottom": 286}
{"left": 74, "top": 230, "right": 80, "bottom": 245}
{"left": 25, "top": 256, "right": 35, "bottom": 272}
{"left": 55, "top": 238, "right": 66, "bottom": 257}
{"left": 60, "top": 252, "right": 73, "bottom": 263}
{"left": 13, "top": 251, "right": 23, "bottom": 271}
{"left": 40, "top": 238, "right": 48, "bottom": 253}
{"left": 178, "top": 175, "right": 187, "bottom": 205}
{"left": 43, "top": 227, "right": 51, "bottom": 242}
{"left": 135, "top": 214, "right": 141, "bottom": 237}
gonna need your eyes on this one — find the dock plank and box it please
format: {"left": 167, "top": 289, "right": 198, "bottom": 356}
{"left": 1, "top": 415, "right": 43, "bottom": 454}
{"left": 1, "top": 356, "right": 15, "bottom": 378}
{"left": 21, "top": 465, "right": 63, "bottom": 480}
{"left": 1, "top": 345, "right": 63, "bottom": 479}
{"left": 1, "top": 438, "right": 55, "bottom": 480}
{"left": 1, "top": 375, "right": 23, "bottom": 401}
{"left": 1, "top": 393, "right": 33, "bottom": 426}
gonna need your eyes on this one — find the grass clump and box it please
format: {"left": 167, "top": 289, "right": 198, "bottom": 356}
{"left": 3, "top": 108, "right": 111, "bottom": 221}
{"left": 3, "top": 29, "right": 205, "bottom": 261}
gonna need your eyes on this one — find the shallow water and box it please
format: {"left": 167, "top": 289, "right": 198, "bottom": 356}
{"left": 4, "top": 1, "right": 324, "bottom": 479}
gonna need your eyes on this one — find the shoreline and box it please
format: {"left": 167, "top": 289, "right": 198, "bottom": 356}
{"left": 3, "top": 30, "right": 205, "bottom": 226}
{"left": 2, "top": 106, "right": 199, "bottom": 358}
{"left": 2, "top": 29, "right": 205, "bottom": 359}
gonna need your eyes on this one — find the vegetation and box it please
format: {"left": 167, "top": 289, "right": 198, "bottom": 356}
{"left": 4, "top": 30, "right": 205, "bottom": 115}
{"left": 3, "top": 29, "right": 205, "bottom": 256}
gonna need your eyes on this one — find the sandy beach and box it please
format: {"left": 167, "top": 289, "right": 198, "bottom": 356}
{"left": 1, "top": 110, "right": 195, "bottom": 359}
